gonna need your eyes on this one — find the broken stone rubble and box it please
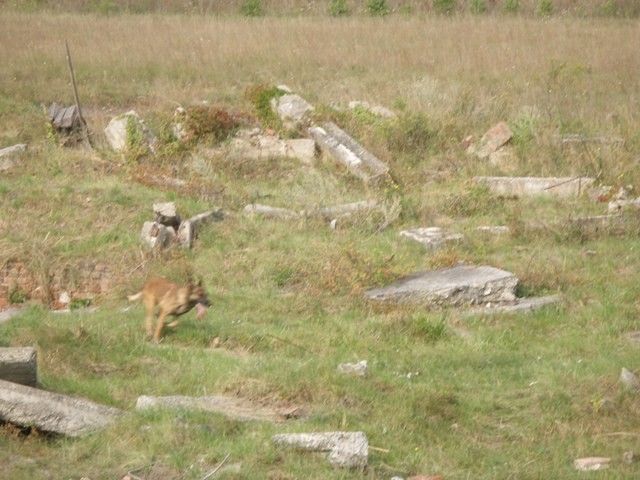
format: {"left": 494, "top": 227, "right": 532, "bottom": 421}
{"left": 364, "top": 265, "right": 518, "bottom": 307}
{"left": 104, "top": 110, "right": 157, "bottom": 154}
{"left": 273, "top": 92, "right": 315, "bottom": 131}
{"left": 0, "top": 143, "right": 27, "bottom": 172}
{"left": 467, "top": 121, "right": 512, "bottom": 159}
{"left": 0, "top": 347, "right": 38, "bottom": 387}
{"left": 337, "top": 360, "right": 368, "bottom": 377}
{"left": 0, "top": 378, "right": 122, "bottom": 437}
{"left": 475, "top": 176, "right": 594, "bottom": 198}
{"left": 400, "top": 227, "right": 464, "bottom": 250}
{"left": 272, "top": 431, "right": 368, "bottom": 469}
{"left": 309, "top": 122, "right": 390, "bottom": 186}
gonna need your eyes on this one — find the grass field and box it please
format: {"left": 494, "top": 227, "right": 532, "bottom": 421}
{"left": 1, "top": 9, "right": 640, "bottom": 480}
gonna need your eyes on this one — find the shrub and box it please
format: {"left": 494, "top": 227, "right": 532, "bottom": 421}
{"left": 244, "top": 84, "right": 287, "bottom": 130}
{"left": 433, "top": 0, "right": 456, "bottom": 15}
{"left": 367, "top": 0, "right": 390, "bottom": 16}
{"left": 328, "top": 0, "right": 350, "bottom": 16}
{"left": 240, "top": 0, "right": 263, "bottom": 17}
{"left": 503, "top": 0, "right": 519, "bottom": 13}
{"left": 470, "top": 0, "right": 487, "bottom": 14}
{"left": 536, "top": 0, "right": 553, "bottom": 16}
{"left": 181, "top": 105, "right": 239, "bottom": 144}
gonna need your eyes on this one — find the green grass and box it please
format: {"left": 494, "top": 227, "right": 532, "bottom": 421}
{"left": 2, "top": 10, "right": 640, "bottom": 480}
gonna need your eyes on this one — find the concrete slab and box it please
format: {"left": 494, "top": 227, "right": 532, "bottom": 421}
{"left": 310, "top": 122, "right": 389, "bottom": 185}
{"left": 0, "top": 378, "right": 122, "bottom": 437}
{"left": 400, "top": 227, "right": 464, "bottom": 250}
{"left": 272, "top": 431, "right": 368, "bottom": 469}
{"left": 474, "top": 176, "right": 594, "bottom": 198}
{"left": 364, "top": 265, "right": 518, "bottom": 307}
{"left": 136, "top": 395, "right": 285, "bottom": 423}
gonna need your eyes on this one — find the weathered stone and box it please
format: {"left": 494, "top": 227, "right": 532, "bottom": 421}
{"left": 337, "top": 360, "right": 368, "bottom": 377}
{"left": 0, "top": 144, "right": 27, "bottom": 171}
{"left": 472, "top": 121, "right": 513, "bottom": 159}
{"left": 608, "top": 197, "right": 640, "bottom": 214}
{"left": 140, "top": 221, "right": 175, "bottom": 250}
{"left": 0, "top": 308, "right": 26, "bottom": 325}
{"left": 0, "top": 347, "right": 37, "bottom": 387}
{"left": 310, "top": 122, "right": 389, "bottom": 185}
{"left": 560, "top": 134, "right": 624, "bottom": 150}
{"left": 104, "top": 111, "right": 157, "bottom": 154}
{"left": 305, "top": 200, "right": 380, "bottom": 219}
{"left": 465, "top": 295, "right": 562, "bottom": 316}
{"left": 400, "top": 227, "right": 464, "bottom": 250}
{"left": 574, "top": 457, "right": 611, "bottom": 471}
{"left": 284, "top": 138, "right": 317, "bottom": 163}
{"left": 136, "top": 395, "right": 285, "bottom": 423}
{"left": 274, "top": 94, "right": 314, "bottom": 130}
{"left": 475, "top": 176, "right": 594, "bottom": 198}
{"left": 348, "top": 101, "right": 397, "bottom": 119}
{"left": 272, "top": 431, "right": 368, "bottom": 469}
{"left": 620, "top": 368, "right": 640, "bottom": 392}
{"left": 244, "top": 204, "right": 301, "bottom": 220}
{"left": 0, "top": 378, "right": 121, "bottom": 437}
{"left": 364, "top": 265, "right": 518, "bottom": 307}
{"left": 476, "top": 226, "right": 510, "bottom": 235}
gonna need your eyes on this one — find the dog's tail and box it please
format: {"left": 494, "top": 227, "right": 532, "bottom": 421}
{"left": 127, "top": 291, "right": 142, "bottom": 302}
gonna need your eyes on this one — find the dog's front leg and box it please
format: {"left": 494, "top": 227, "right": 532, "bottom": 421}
{"left": 153, "top": 311, "right": 169, "bottom": 342}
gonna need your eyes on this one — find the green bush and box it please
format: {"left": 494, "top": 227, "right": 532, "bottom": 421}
{"left": 367, "top": 0, "right": 390, "bottom": 16}
{"left": 240, "top": 0, "right": 263, "bottom": 17}
{"left": 433, "top": 0, "right": 456, "bottom": 15}
{"left": 503, "top": 0, "right": 519, "bottom": 13}
{"left": 536, "top": 0, "right": 553, "bottom": 16}
{"left": 328, "top": 0, "right": 350, "bottom": 16}
{"left": 244, "top": 84, "right": 287, "bottom": 130}
{"left": 470, "top": 0, "right": 487, "bottom": 14}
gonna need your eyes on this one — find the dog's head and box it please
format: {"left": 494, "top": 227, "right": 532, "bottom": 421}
{"left": 189, "top": 279, "right": 211, "bottom": 318}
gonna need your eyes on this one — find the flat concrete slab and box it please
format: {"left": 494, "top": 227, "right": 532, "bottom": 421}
{"left": 0, "top": 347, "right": 37, "bottom": 387}
{"left": 465, "top": 294, "right": 562, "bottom": 316}
{"left": 272, "top": 431, "right": 368, "bottom": 469}
{"left": 475, "top": 176, "right": 594, "bottom": 197}
{"left": 400, "top": 227, "right": 464, "bottom": 250}
{"left": 310, "top": 122, "right": 389, "bottom": 185}
{"left": 364, "top": 265, "right": 518, "bottom": 307}
{"left": 0, "top": 308, "right": 26, "bottom": 325}
{"left": 0, "top": 378, "right": 122, "bottom": 437}
{"left": 136, "top": 395, "right": 286, "bottom": 423}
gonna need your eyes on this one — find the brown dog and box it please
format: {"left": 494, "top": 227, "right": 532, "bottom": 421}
{"left": 127, "top": 277, "right": 211, "bottom": 342}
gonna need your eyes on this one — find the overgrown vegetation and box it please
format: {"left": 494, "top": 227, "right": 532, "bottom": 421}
{"left": 1, "top": 10, "right": 640, "bottom": 480}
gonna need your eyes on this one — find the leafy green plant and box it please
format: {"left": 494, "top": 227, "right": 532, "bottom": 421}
{"left": 470, "top": 0, "right": 487, "bottom": 14}
{"left": 240, "top": 0, "right": 263, "bottom": 17}
{"left": 503, "top": 0, "right": 519, "bottom": 13}
{"left": 433, "top": 0, "right": 456, "bottom": 15}
{"left": 180, "top": 105, "right": 239, "bottom": 145}
{"left": 537, "top": 0, "right": 553, "bottom": 16}
{"left": 8, "top": 286, "right": 28, "bottom": 304}
{"left": 244, "top": 84, "right": 287, "bottom": 130}
{"left": 367, "top": 0, "right": 390, "bottom": 16}
{"left": 328, "top": 0, "right": 350, "bottom": 16}
{"left": 69, "top": 298, "right": 92, "bottom": 310}
{"left": 124, "top": 115, "right": 150, "bottom": 163}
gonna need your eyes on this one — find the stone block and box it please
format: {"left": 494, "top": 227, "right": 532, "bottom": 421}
{"left": 364, "top": 265, "right": 518, "bottom": 307}
{"left": 272, "top": 431, "right": 368, "bottom": 469}
{"left": 475, "top": 176, "right": 594, "bottom": 198}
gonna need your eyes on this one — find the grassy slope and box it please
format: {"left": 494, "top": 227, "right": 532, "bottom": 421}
{"left": 1, "top": 12, "right": 640, "bottom": 480}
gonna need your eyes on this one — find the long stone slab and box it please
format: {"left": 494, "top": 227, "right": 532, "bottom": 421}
{"left": 136, "top": 395, "right": 285, "bottom": 423}
{"left": 363, "top": 265, "right": 518, "bottom": 307}
{"left": 474, "top": 176, "right": 594, "bottom": 197}
{"left": 309, "top": 122, "right": 389, "bottom": 185}
{"left": 272, "top": 431, "right": 368, "bottom": 469}
{"left": 0, "top": 378, "right": 122, "bottom": 436}
{"left": 0, "top": 347, "right": 37, "bottom": 387}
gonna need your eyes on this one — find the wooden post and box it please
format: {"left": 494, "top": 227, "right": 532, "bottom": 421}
{"left": 65, "top": 40, "right": 91, "bottom": 147}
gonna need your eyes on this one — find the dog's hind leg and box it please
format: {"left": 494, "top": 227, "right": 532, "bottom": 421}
{"left": 153, "top": 311, "right": 170, "bottom": 342}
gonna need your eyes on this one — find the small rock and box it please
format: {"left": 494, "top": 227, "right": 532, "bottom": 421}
{"left": 623, "top": 451, "right": 636, "bottom": 464}
{"left": 620, "top": 368, "right": 640, "bottom": 392}
{"left": 574, "top": 457, "right": 611, "bottom": 471}
{"left": 337, "top": 360, "right": 368, "bottom": 377}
